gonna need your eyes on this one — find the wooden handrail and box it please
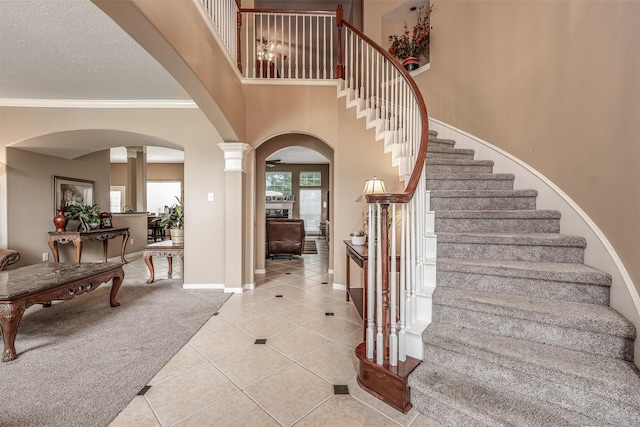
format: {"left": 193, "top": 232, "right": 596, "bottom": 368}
{"left": 338, "top": 15, "right": 430, "bottom": 206}
{"left": 240, "top": 8, "right": 336, "bottom": 16}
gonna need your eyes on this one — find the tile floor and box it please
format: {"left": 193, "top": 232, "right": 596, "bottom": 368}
{"left": 110, "top": 239, "right": 439, "bottom": 427}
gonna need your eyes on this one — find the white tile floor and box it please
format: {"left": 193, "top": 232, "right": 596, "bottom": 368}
{"left": 110, "top": 239, "right": 439, "bottom": 427}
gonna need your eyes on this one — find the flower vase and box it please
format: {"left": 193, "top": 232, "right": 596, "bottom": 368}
{"left": 402, "top": 56, "right": 420, "bottom": 72}
{"left": 53, "top": 209, "right": 67, "bottom": 232}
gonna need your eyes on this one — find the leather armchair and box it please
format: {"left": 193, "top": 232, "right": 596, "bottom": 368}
{"left": 266, "top": 219, "right": 306, "bottom": 259}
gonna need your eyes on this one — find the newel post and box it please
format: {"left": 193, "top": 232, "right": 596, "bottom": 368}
{"left": 336, "top": 5, "right": 344, "bottom": 79}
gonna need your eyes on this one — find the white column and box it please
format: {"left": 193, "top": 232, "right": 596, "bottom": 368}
{"left": 218, "top": 143, "right": 251, "bottom": 293}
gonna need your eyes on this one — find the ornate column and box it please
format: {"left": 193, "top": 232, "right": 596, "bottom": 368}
{"left": 218, "top": 142, "right": 251, "bottom": 293}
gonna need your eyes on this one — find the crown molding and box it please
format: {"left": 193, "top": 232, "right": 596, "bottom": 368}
{"left": 0, "top": 98, "right": 198, "bottom": 109}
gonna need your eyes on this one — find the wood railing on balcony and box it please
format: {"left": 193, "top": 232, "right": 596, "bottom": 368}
{"left": 198, "top": 0, "right": 431, "bottom": 413}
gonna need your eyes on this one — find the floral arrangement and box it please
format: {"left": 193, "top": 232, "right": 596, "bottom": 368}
{"left": 388, "top": 5, "right": 433, "bottom": 61}
{"left": 350, "top": 230, "right": 366, "bottom": 237}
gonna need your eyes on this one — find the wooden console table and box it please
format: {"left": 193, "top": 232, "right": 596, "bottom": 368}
{"left": 48, "top": 227, "right": 130, "bottom": 264}
{"left": 143, "top": 240, "right": 184, "bottom": 283}
{"left": 0, "top": 262, "right": 124, "bottom": 361}
{"left": 344, "top": 240, "right": 401, "bottom": 322}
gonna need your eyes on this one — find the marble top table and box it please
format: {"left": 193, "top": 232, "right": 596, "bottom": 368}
{"left": 48, "top": 227, "right": 130, "bottom": 264}
{"left": 0, "top": 262, "right": 124, "bottom": 362}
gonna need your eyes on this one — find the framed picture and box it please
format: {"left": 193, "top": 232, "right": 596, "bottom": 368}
{"left": 100, "top": 212, "right": 113, "bottom": 229}
{"left": 53, "top": 176, "right": 95, "bottom": 215}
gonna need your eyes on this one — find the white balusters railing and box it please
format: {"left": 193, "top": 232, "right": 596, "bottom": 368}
{"left": 339, "top": 16, "right": 430, "bottom": 368}
{"left": 240, "top": 10, "right": 336, "bottom": 80}
{"left": 200, "top": 0, "right": 240, "bottom": 70}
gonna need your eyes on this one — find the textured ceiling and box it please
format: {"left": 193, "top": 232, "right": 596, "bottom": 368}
{"left": 0, "top": 0, "right": 189, "bottom": 100}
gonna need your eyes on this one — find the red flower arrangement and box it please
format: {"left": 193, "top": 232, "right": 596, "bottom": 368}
{"left": 388, "top": 5, "right": 433, "bottom": 62}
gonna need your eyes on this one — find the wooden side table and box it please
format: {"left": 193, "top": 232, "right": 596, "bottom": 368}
{"left": 48, "top": 227, "right": 130, "bottom": 264}
{"left": 143, "top": 241, "right": 184, "bottom": 283}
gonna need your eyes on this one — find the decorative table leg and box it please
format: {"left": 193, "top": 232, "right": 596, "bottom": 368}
{"left": 48, "top": 240, "right": 60, "bottom": 263}
{"left": 102, "top": 240, "right": 109, "bottom": 262}
{"left": 120, "top": 231, "right": 130, "bottom": 264}
{"left": 110, "top": 271, "right": 124, "bottom": 307}
{"left": 167, "top": 256, "right": 173, "bottom": 278}
{"left": 145, "top": 255, "right": 155, "bottom": 284}
{"left": 0, "top": 302, "right": 26, "bottom": 362}
{"left": 73, "top": 241, "right": 83, "bottom": 263}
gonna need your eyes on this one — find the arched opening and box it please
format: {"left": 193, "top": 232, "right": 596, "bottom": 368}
{"left": 254, "top": 133, "right": 334, "bottom": 275}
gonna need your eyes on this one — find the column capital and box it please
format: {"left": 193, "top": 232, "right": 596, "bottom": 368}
{"left": 126, "top": 146, "right": 146, "bottom": 158}
{"left": 218, "top": 142, "right": 251, "bottom": 172}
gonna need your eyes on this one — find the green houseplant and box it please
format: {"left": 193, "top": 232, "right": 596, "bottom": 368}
{"left": 155, "top": 197, "right": 184, "bottom": 244}
{"left": 65, "top": 204, "right": 101, "bottom": 231}
{"left": 350, "top": 230, "right": 367, "bottom": 245}
{"left": 388, "top": 4, "right": 433, "bottom": 70}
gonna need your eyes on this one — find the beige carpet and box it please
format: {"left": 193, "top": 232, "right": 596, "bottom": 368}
{"left": 0, "top": 278, "right": 230, "bottom": 427}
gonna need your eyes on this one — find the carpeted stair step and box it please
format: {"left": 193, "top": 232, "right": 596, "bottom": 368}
{"left": 426, "top": 158, "right": 494, "bottom": 174}
{"left": 426, "top": 137, "right": 454, "bottom": 151}
{"left": 437, "top": 232, "right": 586, "bottom": 263}
{"left": 436, "top": 258, "right": 611, "bottom": 305}
{"left": 435, "top": 209, "right": 561, "bottom": 233}
{"left": 426, "top": 146, "right": 475, "bottom": 160}
{"left": 426, "top": 173, "right": 515, "bottom": 191}
{"left": 408, "top": 363, "right": 600, "bottom": 427}
{"left": 433, "top": 287, "right": 636, "bottom": 360}
{"left": 430, "top": 189, "right": 538, "bottom": 210}
{"left": 421, "top": 323, "right": 640, "bottom": 424}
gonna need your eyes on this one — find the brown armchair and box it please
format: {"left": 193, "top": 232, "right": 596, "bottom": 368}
{"left": 266, "top": 219, "right": 306, "bottom": 259}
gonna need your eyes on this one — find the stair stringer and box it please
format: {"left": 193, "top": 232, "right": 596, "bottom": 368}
{"left": 429, "top": 117, "right": 640, "bottom": 367}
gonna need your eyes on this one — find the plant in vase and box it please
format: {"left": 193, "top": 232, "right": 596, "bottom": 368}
{"left": 388, "top": 4, "right": 433, "bottom": 71}
{"left": 155, "top": 197, "right": 184, "bottom": 244}
{"left": 65, "top": 204, "right": 102, "bottom": 231}
{"left": 350, "top": 230, "right": 367, "bottom": 245}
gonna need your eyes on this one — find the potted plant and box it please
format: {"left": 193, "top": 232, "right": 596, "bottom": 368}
{"left": 350, "top": 230, "right": 367, "bottom": 245}
{"left": 65, "top": 204, "right": 102, "bottom": 231}
{"left": 388, "top": 4, "right": 433, "bottom": 71}
{"left": 155, "top": 197, "right": 184, "bottom": 244}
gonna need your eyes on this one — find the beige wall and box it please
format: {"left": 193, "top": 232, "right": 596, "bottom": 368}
{"left": 112, "top": 163, "right": 184, "bottom": 187}
{"left": 416, "top": 0, "right": 640, "bottom": 292}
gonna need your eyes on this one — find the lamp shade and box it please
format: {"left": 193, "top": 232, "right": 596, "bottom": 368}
{"left": 356, "top": 176, "right": 387, "bottom": 202}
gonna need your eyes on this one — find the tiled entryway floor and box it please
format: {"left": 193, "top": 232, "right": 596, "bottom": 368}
{"left": 110, "top": 239, "right": 439, "bottom": 426}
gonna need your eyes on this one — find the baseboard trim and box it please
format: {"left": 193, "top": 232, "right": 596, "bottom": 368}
{"left": 333, "top": 283, "right": 346, "bottom": 291}
{"left": 244, "top": 283, "right": 255, "bottom": 290}
{"left": 255, "top": 269, "right": 266, "bottom": 275}
{"left": 224, "top": 287, "right": 244, "bottom": 294}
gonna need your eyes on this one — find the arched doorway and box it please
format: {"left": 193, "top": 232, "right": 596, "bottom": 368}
{"left": 255, "top": 133, "right": 334, "bottom": 274}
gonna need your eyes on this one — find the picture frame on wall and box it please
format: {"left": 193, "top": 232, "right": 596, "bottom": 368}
{"left": 53, "top": 176, "right": 95, "bottom": 215}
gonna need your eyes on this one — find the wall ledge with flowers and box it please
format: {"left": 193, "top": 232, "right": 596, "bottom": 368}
{"left": 388, "top": 4, "right": 433, "bottom": 72}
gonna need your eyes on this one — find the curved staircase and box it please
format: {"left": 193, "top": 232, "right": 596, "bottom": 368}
{"left": 408, "top": 134, "right": 640, "bottom": 425}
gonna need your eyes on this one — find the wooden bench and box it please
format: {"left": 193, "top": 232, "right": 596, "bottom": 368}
{"left": 0, "top": 262, "right": 124, "bottom": 362}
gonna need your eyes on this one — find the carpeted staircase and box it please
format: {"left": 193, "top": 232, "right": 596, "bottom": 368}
{"left": 408, "top": 132, "right": 640, "bottom": 425}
